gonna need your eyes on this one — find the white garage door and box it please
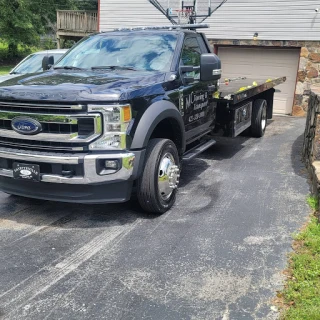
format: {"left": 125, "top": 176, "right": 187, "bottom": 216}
{"left": 218, "top": 47, "right": 300, "bottom": 115}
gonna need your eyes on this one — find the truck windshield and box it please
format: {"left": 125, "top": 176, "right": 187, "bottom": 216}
{"left": 55, "top": 34, "right": 178, "bottom": 72}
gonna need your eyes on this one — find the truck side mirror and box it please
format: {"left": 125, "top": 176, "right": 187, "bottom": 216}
{"left": 200, "top": 53, "right": 221, "bottom": 81}
{"left": 42, "top": 56, "right": 55, "bottom": 71}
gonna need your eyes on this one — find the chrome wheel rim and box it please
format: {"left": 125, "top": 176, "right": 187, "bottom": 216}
{"left": 261, "top": 105, "right": 267, "bottom": 131}
{"left": 158, "top": 153, "right": 180, "bottom": 200}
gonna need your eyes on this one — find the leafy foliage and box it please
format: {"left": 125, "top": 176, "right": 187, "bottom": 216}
{"left": 76, "top": 0, "right": 98, "bottom": 10}
{"left": 0, "top": 0, "right": 97, "bottom": 57}
{"left": 0, "top": 40, "right": 38, "bottom": 65}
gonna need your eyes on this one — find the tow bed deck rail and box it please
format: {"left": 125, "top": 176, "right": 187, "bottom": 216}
{"left": 214, "top": 76, "right": 286, "bottom": 105}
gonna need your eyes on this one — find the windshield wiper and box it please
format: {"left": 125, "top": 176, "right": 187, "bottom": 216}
{"left": 54, "top": 66, "right": 87, "bottom": 70}
{"left": 91, "top": 65, "right": 137, "bottom": 71}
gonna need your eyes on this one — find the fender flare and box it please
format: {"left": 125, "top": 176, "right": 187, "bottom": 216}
{"left": 130, "top": 100, "right": 186, "bottom": 153}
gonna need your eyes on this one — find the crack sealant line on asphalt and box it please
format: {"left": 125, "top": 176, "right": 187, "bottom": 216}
{"left": 40, "top": 231, "right": 139, "bottom": 320}
{"left": 0, "top": 219, "right": 141, "bottom": 317}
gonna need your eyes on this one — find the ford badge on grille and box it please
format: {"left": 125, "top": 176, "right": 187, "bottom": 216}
{"left": 11, "top": 117, "right": 42, "bottom": 135}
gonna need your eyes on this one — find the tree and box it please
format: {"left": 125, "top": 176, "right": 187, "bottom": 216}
{"left": 0, "top": 0, "right": 78, "bottom": 57}
{"left": 75, "top": 0, "right": 98, "bottom": 10}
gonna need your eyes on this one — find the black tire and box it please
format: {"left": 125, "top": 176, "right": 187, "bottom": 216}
{"left": 137, "top": 138, "right": 180, "bottom": 214}
{"left": 251, "top": 99, "right": 267, "bottom": 137}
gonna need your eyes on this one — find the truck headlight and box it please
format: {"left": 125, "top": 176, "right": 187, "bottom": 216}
{"left": 88, "top": 104, "right": 132, "bottom": 150}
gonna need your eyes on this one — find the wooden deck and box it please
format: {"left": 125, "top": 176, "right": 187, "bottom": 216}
{"left": 56, "top": 10, "right": 98, "bottom": 47}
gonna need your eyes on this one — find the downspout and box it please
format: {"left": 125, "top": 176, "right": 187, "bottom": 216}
{"left": 98, "top": 0, "right": 101, "bottom": 32}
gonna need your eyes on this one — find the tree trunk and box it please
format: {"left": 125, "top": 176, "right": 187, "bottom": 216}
{"left": 8, "top": 43, "right": 18, "bottom": 58}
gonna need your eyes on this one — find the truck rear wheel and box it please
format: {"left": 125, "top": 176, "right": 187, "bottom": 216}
{"left": 137, "top": 138, "right": 180, "bottom": 214}
{"left": 251, "top": 99, "right": 267, "bottom": 137}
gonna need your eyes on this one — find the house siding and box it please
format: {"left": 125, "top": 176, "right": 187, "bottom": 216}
{"left": 206, "top": 0, "right": 320, "bottom": 41}
{"left": 99, "top": 1, "right": 169, "bottom": 31}
{"left": 100, "top": 0, "right": 320, "bottom": 41}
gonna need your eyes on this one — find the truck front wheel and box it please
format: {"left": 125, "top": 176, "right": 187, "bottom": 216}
{"left": 251, "top": 99, "right": 267, "bottom": 137}
{"left": 137, "top": 138, "right": 180, "bottom": 214}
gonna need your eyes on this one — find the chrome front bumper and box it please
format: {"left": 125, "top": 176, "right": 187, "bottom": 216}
{"left": 0, "top": 148, "right": 135, "bottom": 184}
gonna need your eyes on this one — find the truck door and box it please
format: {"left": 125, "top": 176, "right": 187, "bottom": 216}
{"left": 179, "top": 35, "right": 216, "bottom": 144}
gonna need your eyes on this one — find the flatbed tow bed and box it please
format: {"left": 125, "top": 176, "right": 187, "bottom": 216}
{"left": 214, "top": 76, "right": 286, "bottom": 105}
{"left": 212, "top": 77, "right": 287, "bottom": 138}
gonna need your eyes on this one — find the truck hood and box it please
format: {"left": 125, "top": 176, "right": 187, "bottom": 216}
{"left": 0, "top": 69, "right": 167, "bottom": 102}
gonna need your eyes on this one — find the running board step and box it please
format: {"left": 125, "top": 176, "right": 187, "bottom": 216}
{"left": 182, "top": 139, "right": 216, "bottom": 161}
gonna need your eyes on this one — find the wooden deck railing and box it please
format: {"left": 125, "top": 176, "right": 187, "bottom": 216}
{"left": 57, "top": 10, "right": 98, "bottom": 33}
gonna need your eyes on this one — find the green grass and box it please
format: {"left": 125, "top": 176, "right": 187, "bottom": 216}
{"left": 307, "top": 196, "right": 319, "bottom": 211}
{"left": 0, "top": 65, "right": 14, "bottom": 75}
{"left": 281, "top": 196, "right": 320, "bottom": 320}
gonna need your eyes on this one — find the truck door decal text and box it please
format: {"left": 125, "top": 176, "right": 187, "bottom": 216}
{"left": 184, "top": 91, "right": 209, "bottom": 123}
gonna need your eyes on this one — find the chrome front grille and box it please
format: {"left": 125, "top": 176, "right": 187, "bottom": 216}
{"left": 0, "top": 101, "right": 85, "bottom": 113}
{"left": 0, "top": 102, "right": 102, "bottom": 151}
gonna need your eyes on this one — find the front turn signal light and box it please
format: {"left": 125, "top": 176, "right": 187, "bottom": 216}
{"left": 122, "top": 105, "right": 132, "bottom": 122}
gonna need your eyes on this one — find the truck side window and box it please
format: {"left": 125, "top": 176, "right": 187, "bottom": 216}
{"left": 196, "top": 34, "right": 210, "bottom": 53}
{"left": 181, "top": 37, "right": 202, "bottom": 80}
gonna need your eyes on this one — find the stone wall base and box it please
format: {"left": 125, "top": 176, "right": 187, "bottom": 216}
{"left": 309, "top": 162, "right": 320, "bottom": 203}
{"left": 303, "top": 88, "right": 320, "bottom": 204}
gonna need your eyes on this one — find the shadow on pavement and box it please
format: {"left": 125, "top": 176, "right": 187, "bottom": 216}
{"left": 200, "top": 135, "right": 250, "bottom": 161}
{"left": 291, "top": 133, "right": 311, "bottom": 189}
{"left": 0, "top": 131, "right": 264, "bottom": 228}
{"left": 0, "top": 192, "right": 156, "bottom": 231}
{"left": 179, "top": 158, "right": 210, "bottom": 188}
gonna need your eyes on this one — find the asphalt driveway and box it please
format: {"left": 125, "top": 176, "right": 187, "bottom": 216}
{"left": 0, "top": 116, "right": 309, "bottom": 320}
